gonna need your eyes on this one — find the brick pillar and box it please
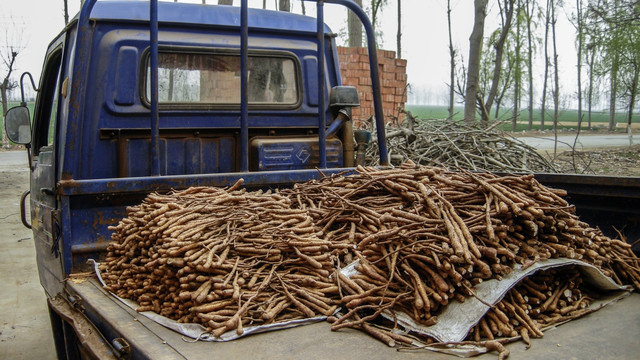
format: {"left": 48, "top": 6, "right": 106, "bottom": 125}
{"left": 337, "top": 47, "right": 407, "bottom": 128}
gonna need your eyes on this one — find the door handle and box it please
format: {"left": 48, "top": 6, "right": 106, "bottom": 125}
{"left": 20, "top": 190, "right": 32, "bottom": 229}
{"left": 41, "top": 188, "right": 55, "bottom": 196}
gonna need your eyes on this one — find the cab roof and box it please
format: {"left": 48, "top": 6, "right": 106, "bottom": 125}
{"left": 89, "top": 1, "right": 333, "bottom": 34}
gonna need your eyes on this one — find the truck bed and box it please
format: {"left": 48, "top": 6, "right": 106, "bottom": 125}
{"left": 68, "top": 278, "right": 640, "bottom": 359}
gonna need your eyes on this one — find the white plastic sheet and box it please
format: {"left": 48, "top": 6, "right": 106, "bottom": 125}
{"left": 340, "top": 258, "right": 632, "bottom": 356}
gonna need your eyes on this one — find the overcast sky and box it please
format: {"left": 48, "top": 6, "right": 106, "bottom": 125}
{"left": 3, "top": 0, "right": 577, "bottom": 105}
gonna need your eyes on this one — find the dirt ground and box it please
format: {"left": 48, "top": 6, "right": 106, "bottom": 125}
{"left": 0, "top": 151, "right": 56, "bottom": 359}
{"left": 513, "top": 129, "right": 640, "bottom": 176}
{"left": 550, "top": 144, "right": 640, "bottom": 176}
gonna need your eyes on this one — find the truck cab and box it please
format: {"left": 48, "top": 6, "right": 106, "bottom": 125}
{"left": 4, "top": 1, "right": 388, "bottom": 358}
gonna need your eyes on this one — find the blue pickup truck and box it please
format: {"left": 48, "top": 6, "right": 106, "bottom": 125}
{"left": 4, "top": 1, "right": 640, "bottom": 359}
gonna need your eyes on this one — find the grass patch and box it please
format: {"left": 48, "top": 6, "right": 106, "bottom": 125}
{"left": 405, "top": 104, "right": 637, "bottom": 132}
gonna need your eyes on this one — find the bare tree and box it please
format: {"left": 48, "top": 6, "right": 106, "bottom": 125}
{"left": 1, "top": 17, "right": 26, "bottom": 148}
{"left": 348, "top": 0, "right": 363, "bottom": 47}
{"left": 464, "top": 0, "right": 489, "bottom": 122}
{"left": 1, "top": 51, "right": 19, "bottom": 148}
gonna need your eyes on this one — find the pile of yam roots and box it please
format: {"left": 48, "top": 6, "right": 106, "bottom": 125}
{"left": 100, "top": 162, "right": 640, "bottom": 356}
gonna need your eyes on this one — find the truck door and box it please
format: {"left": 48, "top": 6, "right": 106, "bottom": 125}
{"left": 31, "top": 43, "right": 65, "bottom": 298}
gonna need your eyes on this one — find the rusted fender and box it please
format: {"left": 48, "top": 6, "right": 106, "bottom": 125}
{"left": 48, "top": 295, "right": 119, "bottom": 360}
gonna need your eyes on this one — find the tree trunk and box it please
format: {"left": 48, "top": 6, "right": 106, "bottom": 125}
{"left": 525, "top": 0, "right": 534, "bottom": 130}
{"left": 575, "top": 0, "right": 584, "bottom": 131}
{"left": 541, "top": 0, "right": 551, "bottom": 129}
{"left": 609, "top": 57, "right": 619, "bottom": 131}
{"left": 64, "top": 0, "right": 69, "bottom": 24}
{"left": 552, "top": 0, "right": 560, "bottom": 157}
{"left": 587, "top": 46, "right": 595, "bottom": 128}
{"left": 627, "top": 63, "right": 639, "bottom": 128}
{"left": 348, "top": 0, "right": 363, "bottom": 47}
{"left": 464, "top": 0, "right": 489, "bottom": 123}
{"left": 627, "top": 64, "right": 638, "bottom": 145}
{"left": 512, "top": 0, "right": 522, "bottom": 131}
{"left": 447, "top": 0, "right": 456, "bottom": 119}
{"left": 496, "top": 64, "right": 513, "bottom": 121}
{"left": 483, "top": 0, "right": 515, "bottom": 122}
{"left": 397, "top": 0, "right": 402, "bottom": 58}
{"left": 1, "top": 79, "right": 9, "bottom": 147}
{"left": 278, "top": 0, "right": 290, "bottom": 12}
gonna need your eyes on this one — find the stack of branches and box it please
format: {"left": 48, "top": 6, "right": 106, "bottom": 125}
{"left": 99, "top": 183, "right": 346, "bottom": 337}
{"left": 362, "top": 117, "right": 557, "bottom": 173}
{"left": 289, "top": 163, "right": 639, "bottom": 349}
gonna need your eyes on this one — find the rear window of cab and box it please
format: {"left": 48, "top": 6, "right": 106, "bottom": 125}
{"left": 143, "top": 48, "right": 301, "bottom": 108}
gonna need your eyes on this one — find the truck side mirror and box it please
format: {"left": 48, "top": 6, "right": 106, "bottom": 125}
{"left": 329, "top": 86, "right": 360, "bottom": 108}
{"left": 4, "top": 106, "right": 32, "bottom": 145}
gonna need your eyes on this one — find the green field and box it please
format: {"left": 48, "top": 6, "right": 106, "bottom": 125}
{"left": 405, "top": 104, "right": 637, "bottom": 132}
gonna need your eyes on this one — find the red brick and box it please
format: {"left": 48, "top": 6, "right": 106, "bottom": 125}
{"left": 395, "top": 72, "right": 407, "bottom": 81}
{"left": 353, "top": 69, "right": 367, "bottom": 78}
{"left": 359, "top": 77, "right": 372, "bottom": 86}
{"left": 382, "top": 71, "right": 395, "bottom": 80}
{"left": 383, "top": 50, "right": 396, "bottom": 59}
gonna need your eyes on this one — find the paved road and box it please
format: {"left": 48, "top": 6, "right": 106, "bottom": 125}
{"left": 0, "top": 150, "right": 28, "bottom": 169}
{"left": 517, "top": 133, "right": 639, "bottom": 151}
{"left": 0, "top": 150, "right": 56, "bottom": 360}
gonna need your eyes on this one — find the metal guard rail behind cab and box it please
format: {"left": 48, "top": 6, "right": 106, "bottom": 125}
{"left": 58, "top": 168, "right": 356, "bottom": 196}
{"left": 70, "top": 0, "right": 389, "bottom": 180}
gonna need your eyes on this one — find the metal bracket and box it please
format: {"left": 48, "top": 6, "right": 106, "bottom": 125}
{"left": 112, "top": 338, "right": 131, "bottom": 359}
{"left": 51, "top": 210, "right": 62, "bottom": 258}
